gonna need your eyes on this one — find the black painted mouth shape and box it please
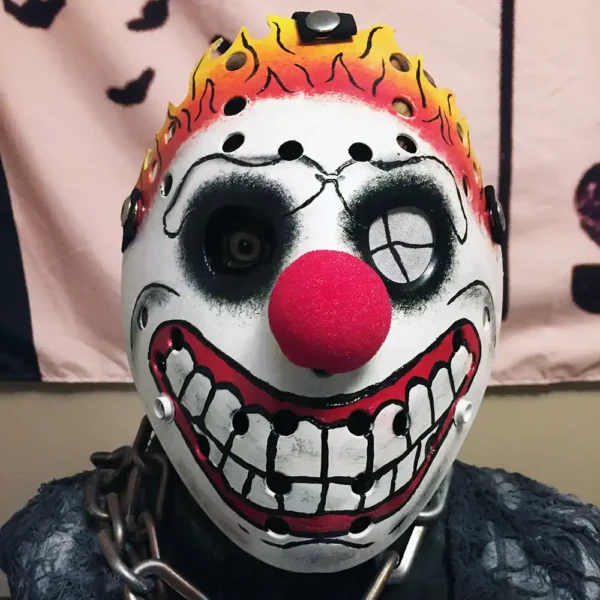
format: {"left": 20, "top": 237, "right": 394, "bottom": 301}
{"left": 149, "top": 319, "right": 480, "bottom": 536}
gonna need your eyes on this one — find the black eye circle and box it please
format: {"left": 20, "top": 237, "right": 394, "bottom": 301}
{"left": 205, "top": 206, "right": 274, "bottom": 273}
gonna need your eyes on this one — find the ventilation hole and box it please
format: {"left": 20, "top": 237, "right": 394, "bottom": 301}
{"left": 165, "top": 122, "right": 176, "bottom": 142}
{"left": 138, "top": 306, "right": 148, "bottom": 329}
{"left": 392, "top": 98, "right": 414, "bottom": 118}
{"left": 232, "top": 410, "right": 249, "bottom": 435}
{"left": 351, "top": 473, "right": 373, "bottom": 495}
{"left": 198, "top": 435, "right": 210, "bottom": 458}
{"left": 424, "top": 70, "right": 437, "bottom": 87}
{"left": 222, "top": 133, "right": 245, "bottom": 153}
{"left": 266, "top": 517, "right": 290, "bottom": 536}
{"left": 392, "top": 409, "right": 409, "bottom": 436}
{"left": 155, "top": 352, "right": 167, "bottom": 373}
{"left": 456, "top": 123, "right": 464, "bottom": 143}
{"left": 349, "top": 516, "right": 372, "bottom": 535}
{"left": 348, "top": 143, "right": 373, "bottom": 162}
{"left": 160, "top": 173, "right": 173, "bottom": 196}
{"left": 390, "top": 53, "right": 410, "bottom": 72}
{"left": 396, "top": 134, "right": 417, "bottom": 153}
{"left": 347, "top": 411, "right": 372, "bottom": 436}
{"left": 266, "top": 472, "right": 292, "bottom": 495}
{"left": 225, "top": 51, "right": 247, "bottom": 71}
{"left": 170, "top": 327, "right": 184, "bottom": 351}
{"left": 452, "top": 329, "right": 464, "bottom": 353}
{"left": 272, "top": 411, "right": 299, "bottom": 436}
{"left": 149, "top": 161, "right": 158, "bottom": 183}
{"left": 462, "top": 176, "right": 470, "bottom": 196}
{"left": 224, "top": 96, "right": 247, "bottom": 116}
{"left": 278, "top": 140, "right": 304, "bottom": 161}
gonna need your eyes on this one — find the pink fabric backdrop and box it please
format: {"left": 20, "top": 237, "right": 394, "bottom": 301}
{"left": 0, "top": 0, "right": 598, "bottom": 384}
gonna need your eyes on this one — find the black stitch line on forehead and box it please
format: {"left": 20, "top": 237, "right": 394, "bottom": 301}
{"left": 162, "top": 153, "right": 331, "bottom": 237}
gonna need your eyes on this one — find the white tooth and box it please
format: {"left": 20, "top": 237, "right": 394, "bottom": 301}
{"left": 180, "top": 372, "right": 213, "bottom": 417}
{"left": 327, "top": 426, "right": 367, "bottom": 478}
{"left": 364, "top": 470, "right": 394, "bottom": 509}
{"left": 192, "top": 423, "right": 223, "bottom": 467}
{"left": 247, "top": 476, "right": 278, "bottom": 509}
{"left": 284, "top": 482, "right": 322, "bottom": 514}
{"left": 165, "top": 349, "right": 194, "bottom": 398}
{"left": 222, "top": 456, "right": 248, "bottom": 494}
{"left": 450, "top": 345, "right": 469, "bottom": 394}
{"left": 372, "top": 404, "right": 408, "bottom": 472}
{"left": 204, "top": 388, "right": 242, "bottom": 445}
{"left": 324, "top": 483, "right": 360, "bottom": 511}
{"left": 431, "top": 367, "right": 453, "bottom": 421}
{"left": 394, "top": 445, "right": 418, "bottom": 492}
{"left": 407, "top": 384, "right": 431, "bottom": 440}
{"left": 275, "top": 420, "right": 322, "bottom": 478}
{"left": 230, "top": 413, "right": 270, "bottom": 472}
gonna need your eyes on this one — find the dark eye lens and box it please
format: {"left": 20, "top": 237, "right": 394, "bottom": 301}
{"left": 205, "top": 206, "right": 274, "bottom": 273}
{"left": 224, "top": 231, "right": 262, "bottom": 266}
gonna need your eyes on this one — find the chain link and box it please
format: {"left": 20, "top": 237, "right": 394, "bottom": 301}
{"left": 85, "top": 417, "right": 445, "bottom": 600}
{"left": 84, "top": 417, "right": 209, "bottom": 600}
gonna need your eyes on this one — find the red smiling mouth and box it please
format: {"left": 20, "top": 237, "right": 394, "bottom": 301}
{"left": 149, "top": 320, "right": 480, "bottom": 537}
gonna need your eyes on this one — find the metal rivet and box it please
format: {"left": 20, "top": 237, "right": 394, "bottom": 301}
{"left": 305, "top": 10, "right": 341, "bottom": 34}
{"left": 154, "top": 395, "right": 175, "bottom": 423}
{"left": 120, "top": 196, "right": 138, "bottom": 227}
{"left": 454, "top": 399, "right": 473, "bottom": 427}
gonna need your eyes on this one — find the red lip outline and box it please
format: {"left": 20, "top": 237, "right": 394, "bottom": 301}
{"left": 149, "top": 319, "right": 480, "bottom": 536}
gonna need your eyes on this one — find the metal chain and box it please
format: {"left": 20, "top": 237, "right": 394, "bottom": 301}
{"left": 85, "top": 418, "right": 446, "bottom": 600}
{"left": 84, "top": 417, "right": 210, "bottom": 600}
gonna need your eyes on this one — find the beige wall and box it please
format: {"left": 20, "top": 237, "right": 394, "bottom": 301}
{"left": 1, "top": 384, "right": 599, "bottom": 597}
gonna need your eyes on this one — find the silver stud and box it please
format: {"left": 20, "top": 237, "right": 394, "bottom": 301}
{"left": 120, "top": 197, "right": 131, "bottom": 227}
{"left": 305, "top": 10, "right": 341, "bottom": 35}
{"left": 453, "top": 399, "right": 473, "bottom": 427}
{"left": 120, "top": 195, "right": 138, "bottom": 227}
{"left": 154, "top": 395, "right": 175, "bottom": 423}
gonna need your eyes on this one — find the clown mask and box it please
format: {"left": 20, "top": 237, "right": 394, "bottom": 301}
{"left": 121, "top": 10, "right": 504, "bottom": 574}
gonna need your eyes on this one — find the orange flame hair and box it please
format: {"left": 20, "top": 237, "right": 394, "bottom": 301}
{"left": 134, "top": 15, "right": 486, "bottom": 224}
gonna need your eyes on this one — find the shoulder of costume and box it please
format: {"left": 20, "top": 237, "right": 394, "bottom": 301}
{"left": 0, "top": 471, "right": 121, "bottom": 600}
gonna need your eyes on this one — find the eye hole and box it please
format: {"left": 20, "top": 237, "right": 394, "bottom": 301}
{"left": 368, "top": 207, "right": 435, "bottom": 284}
{"left": 205, "top": 206, "right": 274, "bottom": 273}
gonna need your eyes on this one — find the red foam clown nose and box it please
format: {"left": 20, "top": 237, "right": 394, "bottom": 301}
{"left": 268, "top": 250, "right": 392, "bottom": 374}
